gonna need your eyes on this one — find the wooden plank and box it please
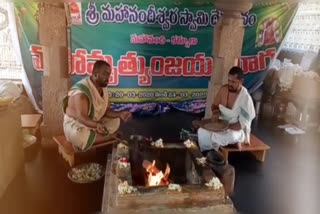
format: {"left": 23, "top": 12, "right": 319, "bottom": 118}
{"left": 116, "top": 185, "right": 225, "bottom": 209}
{"left": 53, "top": 135, "right": 120, "bottom": 154}
{"left": 101, "top": 155, "right": 112, "bottom": 213}
{"left": 53, "top": 135, "right": 74, "bottom": 155}
{"left": 21, "top": 114, "right": 42, "bottom": 128}
{"left": 250, "top": 150, "right": 267, "bottom": 162}
{"left": 57, "top": 145, "right": 74, "bottom": 167}
{"left": 220, "top": 134, "right": 270, "bottom": 163}
{"left": 108, "top": 198, "right": 234, "bottom": 214}
{"left": 221, "top": 134, "right": 270, "bottom": 152}
{"left": 106, "top": 147, "right": 118, "bottom": 213}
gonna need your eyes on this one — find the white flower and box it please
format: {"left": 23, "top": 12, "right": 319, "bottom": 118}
{"left": 205, "top": 177, "right": 223, "bottom": 190}
{"left": 70, "top": 163, "right": 103, "bottom": 183}
{"left": 117, "top": 142, "right": 129, "bottom": 150}
{"left": 196, "top": 157, "right": 207, "bottom": 166}
{"left": 118, "top": 180, "right": 137, "bottom": 195}
{"left": 151, "top": 138, "right": 164, "bottom": 148}
{"left": 118, "top": 157, "right": 130, "bottom": 169}
{"left": 168, "top": 184, "right": 182, "bottom": 192}
{"left": 184, "top": 139, "right": 195, "bottom": 148}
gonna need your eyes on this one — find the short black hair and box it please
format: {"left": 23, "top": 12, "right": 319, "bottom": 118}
{"left": 229, "top": 66, "right": 244, "bottom": 80}
{"left": 92, "top": 60, "right": 110, "bottom": 74}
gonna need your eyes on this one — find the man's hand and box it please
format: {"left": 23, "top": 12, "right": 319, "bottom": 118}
{"left": 211, "top": 106, "right": 220, "bottom": 122}
{"left": 96, "top": 122, "right": 108, "bottom": 135}
{"left": 120, "top": 111, "right": 132, "bottom": 122}
{"left": 192, "top": 120, "right": 201, "bottom": 129}
{"left": 229, "top": 122, "right": 242, "bottom": 131}
{"left": 211, "top": 111, "right": 219, "bottom": 122}
{"left": 211, "top": 104, "right": 218, "bottom": 112}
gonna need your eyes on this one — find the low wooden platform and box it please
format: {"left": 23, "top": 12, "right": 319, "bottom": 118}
{"left": 53, "top": 135, "right": 120, "bottom": 167}
{"left": 220, "top": 134, "right": 270, "bottom": 163}
{"left": 21, "top": 114, "right": 42, "bottom": 135}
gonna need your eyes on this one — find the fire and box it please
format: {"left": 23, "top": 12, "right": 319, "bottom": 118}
{"left": 142, "top": 160, "right": 170, "bottom": 187}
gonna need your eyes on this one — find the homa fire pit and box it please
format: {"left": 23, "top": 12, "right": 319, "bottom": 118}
{"left": 102, "top": 136, "right": 235, "bottom": 214}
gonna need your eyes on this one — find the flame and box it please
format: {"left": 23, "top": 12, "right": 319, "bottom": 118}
{"left": 143, "top": 160, "right": 170, "bottom": 187}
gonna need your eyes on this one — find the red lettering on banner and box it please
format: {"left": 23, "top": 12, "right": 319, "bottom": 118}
{"left": 117, "top": 52, "right": 151, "bottom": 86}
{"left": 164, "top": 57, "right": 183, "bottom": 76}
{"left": 241, "top": 56, "right": 259, "bottom": 73}
{"left": 118, "top": 52, "right": 138, "bottom": 76}
{"left": 30, "top": 45, "right": 44, "bottom": 71}
{"left": 239, "top": 48, "right": 276, "bottom": 73}
{"left": 150, "top": 56, "right": 165, "bottom": 76}
{"left": 183, "top": 57, "right": 196, "bottom": 76}
{"left": 72, "top": 49, "right": 87, "bottom": 75}
{"left": 258, "top": 48, "right": 276, "bottom": 70}
{"left": 137, "top": 56, "right": 151, "bottom": 86}
{"left": 194, "top": 53, "right": 205, "bottom": 75}
{"left": 28, "top": 45, "right": 219, "bottom": 86}
{"left": 29, "top": 44, "right": 275, "bottom": 84}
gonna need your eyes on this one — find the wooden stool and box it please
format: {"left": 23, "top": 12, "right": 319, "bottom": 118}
{"left": 53, "top": 135, "right": 120, "bottom": 167}
{"left": 21, "top": 114, "right": 42, "bottom": 135}
{"left": 220, "top": 134, "right": 270, "bottom": 163}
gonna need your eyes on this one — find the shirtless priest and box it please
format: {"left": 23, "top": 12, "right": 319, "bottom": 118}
{"left": 63, "top": 60, "right": 132, "bottom": 152}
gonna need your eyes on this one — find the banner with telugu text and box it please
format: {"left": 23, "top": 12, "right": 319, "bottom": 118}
{"left": 15, "top": 2, "right": 297, "bottom": 113}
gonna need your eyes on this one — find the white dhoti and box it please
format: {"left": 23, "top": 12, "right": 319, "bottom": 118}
{"left": 64, "top": 115, "right": 120, "bottom": 151}
{"left": 198, "top": 86, "right": 255, "bottom": 152}
{"left": 198, "top": 128, "right": 245, "bottom": 152}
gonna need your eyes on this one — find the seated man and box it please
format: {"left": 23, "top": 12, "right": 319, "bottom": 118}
{"left": 63, "top": 60, "right": 132, "bottom": 152}
{"left": 197, "top": 66, "right": 255, "bottom": 152}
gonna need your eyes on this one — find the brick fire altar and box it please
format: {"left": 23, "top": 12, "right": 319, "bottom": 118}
{"left": 101, "top": 136, "right": 235, "bottom": 214}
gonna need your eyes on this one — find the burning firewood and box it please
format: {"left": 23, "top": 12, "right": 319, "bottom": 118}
{"left": 142, "top": 160, "right": 170, "bottom": 187}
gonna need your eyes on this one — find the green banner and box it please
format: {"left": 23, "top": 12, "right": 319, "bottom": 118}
{"left": 15, "top": 2, "right": 297, "bottom": 110}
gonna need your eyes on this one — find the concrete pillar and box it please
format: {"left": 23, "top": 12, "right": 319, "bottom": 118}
{"left": 38, "top": 3, "right": 71, "bottom": 147}
{"left": 204, "top": 0, "right": 253, "bottom": 119}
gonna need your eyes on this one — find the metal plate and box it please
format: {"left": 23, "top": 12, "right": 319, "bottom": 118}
{"left": 199, "top": 119, "right": 229, "bottom": 132}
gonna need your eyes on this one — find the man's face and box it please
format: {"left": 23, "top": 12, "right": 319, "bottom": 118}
{"left": 97, "top": 65, "right": 111, "bottom": 88}
{"left": 228, "top": 74, "right": 242, "bottom": 92}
